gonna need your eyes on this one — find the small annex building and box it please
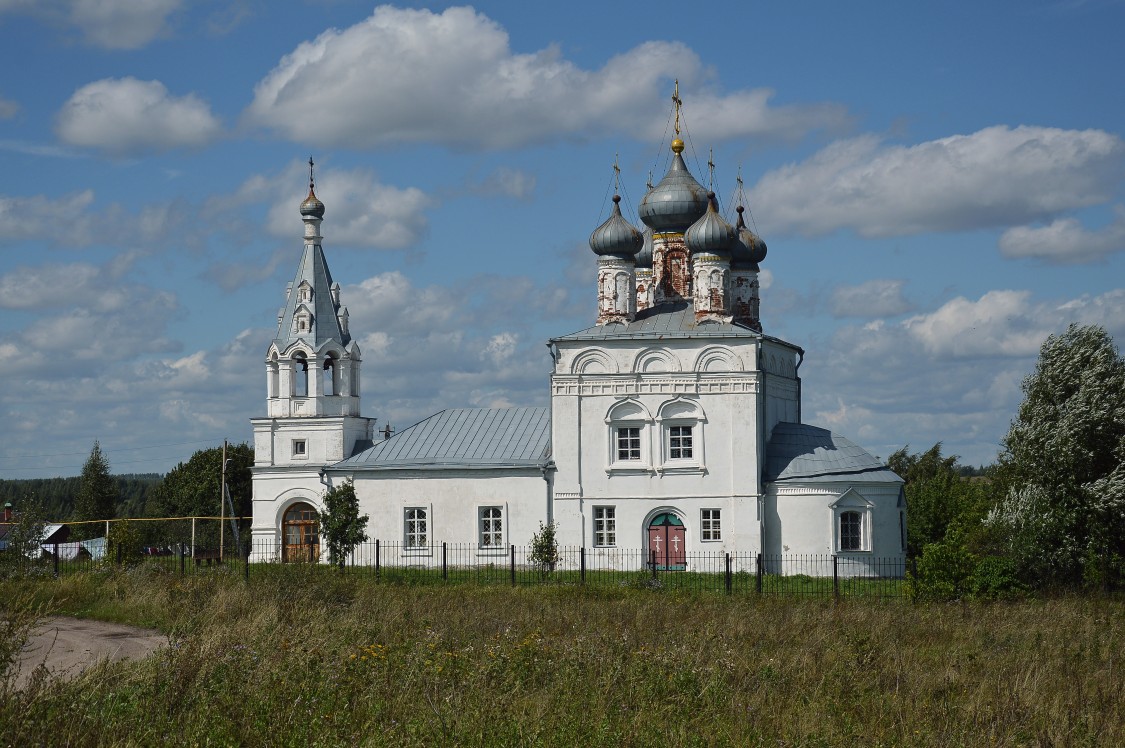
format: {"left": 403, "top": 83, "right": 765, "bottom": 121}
{"left": 250, "top": 123, "right": 905, "bottom": 573}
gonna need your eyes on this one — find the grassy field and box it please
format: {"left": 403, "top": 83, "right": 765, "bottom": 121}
{"left": 2, "top": 566, "right": 1122, "bottom": 747}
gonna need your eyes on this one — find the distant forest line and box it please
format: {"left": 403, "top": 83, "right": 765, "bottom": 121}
{"left": 0, "top": 474, "right": 163, "bottom": 521}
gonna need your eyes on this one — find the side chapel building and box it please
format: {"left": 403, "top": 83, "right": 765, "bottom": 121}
{"left": 250, "top": 114, "right": 905, "bottom": 572}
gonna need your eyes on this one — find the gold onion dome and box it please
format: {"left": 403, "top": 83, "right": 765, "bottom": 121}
{"left": 685, "top": 192, "right": 736, "bottom": 257}
{"left": 638, "top": 144, "right": 709, "bottom": 232}
{"left": 733, "top": 205, "right": 767, "bottom": 268}
{"left": 589, "top": 195, "right": 643, "bottom": 257}
{"left": 300, "top": 186, "right": 325, "bottom": 218}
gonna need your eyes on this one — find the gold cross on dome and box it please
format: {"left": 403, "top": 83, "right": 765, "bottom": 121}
{"left": 672, "top": 79, "right": 682, "bottom": 137}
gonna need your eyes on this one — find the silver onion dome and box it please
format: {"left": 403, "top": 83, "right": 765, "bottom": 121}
{"left": 733, "top": 205, "right": 767, "bottom": 268}
{"left": 589, "top": 195, "right": 643, "bottom": 257}
{"left": 638, "top": 146, "right": 709, "bottom": 232}
{"left": 685, "top": 192, "right": 736, "bottom": 257}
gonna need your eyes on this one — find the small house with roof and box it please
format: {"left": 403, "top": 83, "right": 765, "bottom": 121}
{"left": 250, "top": 105, "right": 904, "bottom": 571}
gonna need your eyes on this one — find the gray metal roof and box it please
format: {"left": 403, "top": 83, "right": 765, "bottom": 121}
{"left": 333, "top": 407, "right": 551, "bottom": 472}
{"left": 765, "top": 422, "right": 902, "bottom": 483}
{"left": 551, "top": 301, "right": 761, "bottom": 342}
{"left": 272, "top": 241, "right": 351, "bottom": 351}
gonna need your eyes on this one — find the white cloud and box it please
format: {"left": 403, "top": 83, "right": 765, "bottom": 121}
{"left": 802, "top": 287, "right": 1125, "bottom": 466}
{"left": 830, "top": 279, "right": 914, "bottom": 318}
{"left": 56, "top": 77, "right": 221, "bottom": 155}
{"left": 0, "top": 189, "right": 196, "bottom": 249}
{"left": 0, "top": 95, "right": 19, "bottom": 119}
{"left": 226, "top": 160, "right": 431, "bottom": 249}
{"left": 244, "top": 5, "right": 848, "bottom": 150}
{"left": 0, "top": 0, "right": 181, "bottom": 50}
{"left": 751, "top": 126, "right": 1124, "bottom": 238}
{"left": 471, "top": 167, "right": 537, "bottom": 200}
{"left": 998, "top": 206, "right": 1125, "bottom": 263}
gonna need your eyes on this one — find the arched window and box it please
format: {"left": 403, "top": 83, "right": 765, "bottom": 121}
{"left": 605, "top": 400, "right": 652, "bottom": 472}
{"left": 282, "top": 502, "right": 319, "bottom": 562}
{"left": 323, "top": 355, "right": 338, "bottom": 396}
{"left": 839, "top": 511, "right": 862, "bottom": 551}
{"left": 656, "top": 398, "right": 706, "bottom": 472}
{"left": 293, "top": 353, "right": 309, "bottom": 397}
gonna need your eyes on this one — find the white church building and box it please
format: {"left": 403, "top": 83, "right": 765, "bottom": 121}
{"left": 250, "top": 131, "right": 905, "bottom": 573}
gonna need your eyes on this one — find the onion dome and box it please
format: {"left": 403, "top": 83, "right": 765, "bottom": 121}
{"left": 733, "top": 205, "right": 767, "bottom": 268}
{"left": 589, "top": 195, "right": 643, "bottom": 257}
{"left": 300, "top": 186, "right": 325, "bottom": 218}
{"left": 685, "top": 192, "right": 736, "bottom": 257}
{"left": 636, "top": 226, "right": 654, "bottom": 269}
{"left": 638, "top": 141, "right": 709, "bottom": 232}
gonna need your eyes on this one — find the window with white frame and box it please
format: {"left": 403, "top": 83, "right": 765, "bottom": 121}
{"left": 839, "top": 510, "right": 862, "bottom": 551}
{"left": 616, "top": 427, "right": 641, "bottom": 461}
{"left": 605, "top": 400, "right": 652, "bottom": 471}
{"left": 668, "top": 425, "right": 693, "bottom": 460}
{"left": 404, "top": 508, "right": 428, "bottom": 548}
{"left": 593, "top": 506, "right": 616, "bottom": 547}
{"left": 479, "top": 506, "right": 503, "bottom": 548}
{"left": 701, "top": 508, "right": 721, "bottom": 541}
{"left": 656, "top": 398, "right": 705, "bottom": 470}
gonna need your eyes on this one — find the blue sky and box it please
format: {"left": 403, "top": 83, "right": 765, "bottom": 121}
{"left": 2, "top": 0, "right": 1124, "bottom": 479}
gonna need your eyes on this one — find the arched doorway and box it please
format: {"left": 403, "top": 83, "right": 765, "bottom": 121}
{"left": 282, "top": 502, "right": 319, "bottom": 562}
{"left": 647, "top": 512, "right": 686, "bottom": 571}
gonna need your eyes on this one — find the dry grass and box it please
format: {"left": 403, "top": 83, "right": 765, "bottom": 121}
{"left": 2, "top": 565, "right": 1122, "bottom": 747}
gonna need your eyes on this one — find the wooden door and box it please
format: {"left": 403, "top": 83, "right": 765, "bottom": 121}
{"left": 283, "top": 502, "right": 319, "bottom": 562}
{"left": 648, "top": 513, "right": 687, "bottom": 571}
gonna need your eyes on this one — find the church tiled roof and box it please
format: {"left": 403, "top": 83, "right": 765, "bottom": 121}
{"left": 332, "top": 407, "right": 551, "bottom": 471}
{"left": 765, "top": 422, "right": 901, "bottom": 484}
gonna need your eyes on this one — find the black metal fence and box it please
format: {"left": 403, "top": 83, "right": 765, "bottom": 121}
{"left": 10, "top": 538, "right": 908, "bottom": 599}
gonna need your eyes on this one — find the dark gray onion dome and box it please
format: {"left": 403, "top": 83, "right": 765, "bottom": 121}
{"left": 733, "top": 205, "right": 767, "bottom": 268}
{"left": 638, "top": 146, "right": 709, "bottom": 232}
{"left": 589, "top": 195, "right": 643, "bottom": 257}
{"left": 685, "top": 192, "right": 736, "bottom": 257}
{"left": 300, "top": 186, "right": 325, "bottom": 218}
{"left": 636, "top": 226, "right": 654, "bottom": 269}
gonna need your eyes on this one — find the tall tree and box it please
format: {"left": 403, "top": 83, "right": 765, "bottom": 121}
{"left": 989, "top": 324, "right": 1125, "bottom": 586}
{"left": 144, "top": 443, "right": 254, "bottom": 548}
{"left": 318, "top": 480, "right": 368, "bottom": 567}
{"left": 72, "top": 441, "right": 116, "bottom": 537}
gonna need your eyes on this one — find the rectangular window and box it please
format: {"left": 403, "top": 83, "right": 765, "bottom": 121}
{"left": 668, "top": 426, "right": 693, "bottom": 460}
{"left": 616, "top": 427, "right": 641, "bottom": 461}
{"left": 479, "top": 507, "right": 503, "bottom": 548}
{"left": 292, "top": 440, "right": 307, "bottom": 457}
{"left": 840, "top": 511, "right": 862, "bottom": 551}
{"left": 593, "top": 506, "right": 616, "bottom": 547}
{"left": 701, "top": 509, "right": 721, "bottom": 541}
{"left": 404, "top": 508, "right": 428, "bottom": 548}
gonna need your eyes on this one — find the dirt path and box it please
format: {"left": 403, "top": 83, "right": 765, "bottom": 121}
{"left": 14, "top": 616, "right": 168, "bottom": 690}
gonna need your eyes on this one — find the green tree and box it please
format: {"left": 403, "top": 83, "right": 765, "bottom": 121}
{"left": 319, "top": 481, "right": 368, "bottom": 568}
{"left": 72, "top": 441, "right": 117, "bottom": 539}
{"left": 988, "top": 324, "right": 1125, "bottom": 587}
{"left": 529, "top": 521, "right": 559, "bottom": 576}
{"left": 145, "top": 443, "right": 254, "bottom": 548}
{"left": 888, "top": 443, "right": 992, "bottom": 558}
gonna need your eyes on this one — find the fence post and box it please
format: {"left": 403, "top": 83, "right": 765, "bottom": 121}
{"left": 833, "top": 555, "right": 840, "bottom": 600}
{"left": 116, "top": 541, "right": 122, "bottom": 566}
{"left": 650, "top": 549, "right": 657, "bottom": 579}
{"left": 375, "top": 539, "right": 381, "bottom": 581}
{"left": 510, "top": 544, "right": 516, "bottom": 587}
{"left": 725, "top": 553, "right": 732, "bottom": 595}
{"left": 580, "top": 546, "right": 586, "bottom": 585}
{"left": 442, "top": 542, "right": 448, "bottom": 581}
{"left": 756, "top": 552, "right": 763, "bottom": 594}
{"left": 245, "top": 540, "right": 250, "bottom": 582}
{"left": 54, "top": 542, "right": 60, "bottom": 578}
{"left": 308, "top": 535, "right": 314, "bottom": 564}
{"left": 180, "top": 544, "right": 186, "bottom": 575}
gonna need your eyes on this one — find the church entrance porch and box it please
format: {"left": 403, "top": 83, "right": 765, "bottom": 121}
{"left": 282, "top": 502, "right": 320, "bottom": 562}
{"left": 647, "top": 513, "right": 686, "bottom": 571}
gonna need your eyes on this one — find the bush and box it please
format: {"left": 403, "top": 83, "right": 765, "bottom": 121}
{"left": 969, "top": 556, "right": 1027, "bottom": 600}
{"left": 528, "top": 521, "right": 558, "bottom": 576}
{"left": 907, "top": 535, "right": 977, "bottom": 601}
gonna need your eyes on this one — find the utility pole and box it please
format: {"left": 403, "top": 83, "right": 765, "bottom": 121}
{"left": 220, "top": 439, "right": 226, "bottom": 561}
